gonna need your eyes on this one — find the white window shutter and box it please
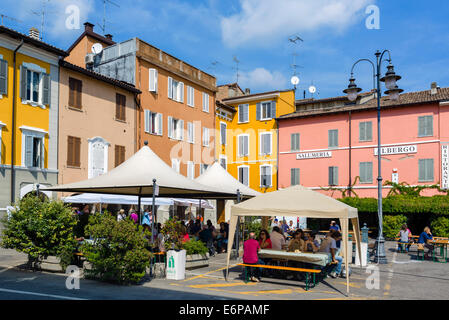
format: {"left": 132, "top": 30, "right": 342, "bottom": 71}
{"left": 168, "top": 116, "right": 173, "bottom": 138}
{"left": 179, "top": 120, "right": 184, "bottom": 140}
{"left": 168, "top": 77, "right": 173, "bottom": 99}
{"left": 25, "top": 135, "right": 33, "bottom": 167}
{"left": 149, "top": 68, "right": 157, "bottom": 92}
{"left": 191, "top": 87, "right": 194, "bottom": 106}
{"left": 154, "top": 69, "right": 158, "bottom": 92}
{"left": 144, "top": 110, "right": 150, "bottom": 133}
{"left": 179, "top": 82, "right": 184, "bottom": 103}
{"left": 20, "top": 66, "right": 27, "bottom": 100}
{"left": 157, "top": 113, "right": 163, "bottom": 135}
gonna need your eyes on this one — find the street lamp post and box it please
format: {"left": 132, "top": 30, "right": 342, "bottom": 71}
{"left": 343, "top": 50, "right": 403, "bottom": 264}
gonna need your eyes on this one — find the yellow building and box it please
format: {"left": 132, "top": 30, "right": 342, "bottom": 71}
{"left": 0, "top": 26, "right": 67, "bottom": 211}
{"left": 216, "top": 89, "right": 296, "bottom": 193}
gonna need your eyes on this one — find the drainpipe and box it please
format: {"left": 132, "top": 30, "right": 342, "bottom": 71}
{"left": 11, "top": 40, "right": 24, "bottom": 205}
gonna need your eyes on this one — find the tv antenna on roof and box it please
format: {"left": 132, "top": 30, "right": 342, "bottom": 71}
{"left": 233, "top": 56, "right": 240, "bottom": 83}
{"left": 30, "top": 0, "right": 56, "bottom": 41}
{"left": 288, "top": 34, "right": 304, "bottom": 91}
{"left": 0, "top": 13, "right": 23, "bottom": 26}
{"left": 98, "top": 0, "right": 120, "bottom": 35}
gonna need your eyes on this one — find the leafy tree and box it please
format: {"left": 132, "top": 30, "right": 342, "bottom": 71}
{"left": 161, "top": 217, "right": 184, "bottom": 250}
{"left": 0, "top": 196, "right": 78, "bottom": 270}
{"left": 431, "top": 217, "right": 449, "bottom": 237}
{"left": 80, "top": 212, "right": 152, "bottom": 284}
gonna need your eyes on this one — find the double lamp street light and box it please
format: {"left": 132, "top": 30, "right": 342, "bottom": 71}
{"left": 343, "top": 50, "right": 403, "bottom": 264}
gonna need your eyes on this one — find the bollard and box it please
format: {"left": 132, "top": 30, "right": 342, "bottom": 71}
{"left": 361, "top": 223, "right": 369, "bottom": 261}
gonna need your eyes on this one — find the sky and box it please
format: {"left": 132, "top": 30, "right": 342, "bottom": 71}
{"left": 1, "top": 0, "right": 449, "bottom": 100}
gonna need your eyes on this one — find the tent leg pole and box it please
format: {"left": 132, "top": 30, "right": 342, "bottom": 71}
{"left": 151, "top": 179, "right": 156, "bottom": 246}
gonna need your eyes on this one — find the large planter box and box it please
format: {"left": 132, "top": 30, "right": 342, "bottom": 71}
{"left": 185, "top": 253, "right": 209, "bottom": 269}
{"left": 33, "top": 256, "right": 64, "bottom": 273}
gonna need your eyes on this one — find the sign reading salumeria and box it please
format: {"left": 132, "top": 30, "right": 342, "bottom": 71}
{"left": 296, "top": 151, "right": 332, "bottom": 160}
{"left": 442, "top": 145, "right": 449, "bottom": 190}
{"left": 373, "top": 144, "right": 417, "bottom": 156}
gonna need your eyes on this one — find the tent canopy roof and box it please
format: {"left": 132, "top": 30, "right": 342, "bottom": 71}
{"left": 231, "top": 185, "right": 358, "bottom": 219}
{"left": 195, "top": 162, "right": 260, "bottom": 198}
{"left": 45, "top": 146, "right": 236, "bottom": 199}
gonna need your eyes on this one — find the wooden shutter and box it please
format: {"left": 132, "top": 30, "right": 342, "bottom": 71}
{"left": 256, "top": 103, "right": 261, "bottom": 120}
{"left": 168, "top": 116, "right": 173, "bottom": 138}
{"left": 20, "top": 66, "right": 27, "bottom": 100}
{"left": 115, "top": 145, "right": 125, "bottom": 167}
{"left": 427, "top": 116, "right": 433, "bottom": 136}
{"left": 179, "top": 120, "right": 184, "bottom": 140}
{"left": 67, "top": 136, "right": 81, "bottom": 167}
{"left": 74, "top": 137, "right": 80, "bottom": 167}
{"left": 157, "top": 113, "right": 163, "bottom": 135}
{"left": 359, "top": 122, "right": 366, "bottom": 141}
{"left": 67, "top": 136, "right": 73, "bottom": 166}
{"left": 270, "top": 101, "right": 276, "bottom": 118}
{"left": 42, "top": 73, "right": 50, "bottom": 105}
{"left": 168, "top": 77, "right": 173, "bottom": 99}
{"left": 366, "top": 122, "right": 372, "bottom": 141}
{"left": 239, "top": 105, "right": 244, "bottom": 123}
{"left": 116, "top": 93, "right": 126, "bottom": 121}
{"left": 0, "top": 59, "right": 7, "bottom": 95}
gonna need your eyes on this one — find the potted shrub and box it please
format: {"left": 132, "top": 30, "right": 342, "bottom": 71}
{"left": 161, "top": 218, "right": 187, "bottom": 280}
{"left": 182, "top": 239, "right": 209, "bottom": 269}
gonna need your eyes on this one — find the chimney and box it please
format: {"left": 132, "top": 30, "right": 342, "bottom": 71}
{"left": 29, "top": 27, "right": 40, "bottom": 40}
{"left": 245, "top": 88, "right": 251, "bottom": 95}
{"left": 84, "top": 22, "right": 94, "bottom": 32}
{"left": 431, "top": 82, "right": 438, "bottom": 95}
{"left": 105, "top": 34, "right": 113, "bottom": 41}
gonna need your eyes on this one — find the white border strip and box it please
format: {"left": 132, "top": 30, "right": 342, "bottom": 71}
{"left": 0, "top": 288, "right": 87, "bottom": 300}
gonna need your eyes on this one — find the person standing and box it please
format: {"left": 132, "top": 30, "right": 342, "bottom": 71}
{"left": 129, "top": 210, "right": 139, "bottom": 224}
{"left": 243, "top": 232, "right": 263, "bottom": 282}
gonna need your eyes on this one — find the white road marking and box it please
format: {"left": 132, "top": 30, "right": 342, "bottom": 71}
{"left": 0, "top": 267, "right": 13, "bottom": 274}
{"left": 0, "top": 288, "right": 87, "bottom": 300}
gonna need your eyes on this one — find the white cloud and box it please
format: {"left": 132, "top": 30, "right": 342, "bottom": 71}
{"left": 221, "top": 0, "right": 375, "bottom": 47}
{"left": 239, "top": 68, "right": 287, "bottom": 91}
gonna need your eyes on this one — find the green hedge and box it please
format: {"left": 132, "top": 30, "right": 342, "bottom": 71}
{"left": 382, "top": 215, "right": 407, "bottom": 239}
{"left": 431, "top": 217, "right": 449, "bottom": 237}
{"left": 182, "top": 240, "right": 208, "bottom": 256}
{"left": 340, "top": 195, "right": 449, "bottom": 216}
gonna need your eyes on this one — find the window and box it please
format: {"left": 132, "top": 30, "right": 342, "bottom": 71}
{"left": 200, "top": 163, "right": 209, "bottom": 175}
{"left": 187, "top": 122, "right": 194, "bottom": 143}
{"left": 238, "top": 135, "right": 249, "bottom": 157}
{"left": 0, "top": 59, "right": 8, "bottom": 96}
{"left": 187, "top": 86, "right": 194, "bottom": 107}
{"left": 291, "top": 168, "right": 300, "bottom": 186}
{"left": 187, "top": 161, "right": 195, "bottom": 179}
{"left": 419, "top": 159, "right": 434, "bottom": 182}
{"left": 202, "top": 92, "right": 209, "bottom": 112}
{"left": 168, "top": 117, "right": 184, "bottom": 140}
{"left": 238, "top": 166, "right": 249, "bottom": 186}
{"left": 291, "top": 133, "right": 300, "bottom": 151}
{"left": 149, "top": 68, "right": 158, "bottom": 92}
{"left": 260, "top": 132, "right": 272, "bottom": 155}
{"left": 20, "top": 64, "right": 50, "bottom": 106}
{"left": 359, "top": 121, "right": 372, "bottom": 142}
{"left": 257, "top": 101, "right": 276, "bottom": 121}
{"left": 220, "top": 122, "right": 226, "bottom": 145}
{"left": 144, "top": 110, "right": 163, "bottom": 135}
{"left": 168, "top": 77, "right": 184, "bottom": 102}
{"left": 67, "top": 136, "right": 81, "bottom": 167}
{"left": 68, "top": 77, "right": 82, "bottom": 109}
{"left": 115, "top": 93, "right": 126, "bottom": 121}
{"left": 219, "top": 156, "right": 227, "bottom": 170}
{"left": 238, "top": 104, "right": 249, "bottom": 123}
{"left": 202, "top": 127, "right": 210, "bottom": 147}
{"left": 328, "top": 166, "right": 338, "bottom": 186}
{"left": 359, "top": 162, "right": 373, "bottom": 183}
{"left": 418, "top": 116, "right": 433, "bottom": 137}
{"left": 171, "top": 158, "right": 180, "bottom": 173}
{"left": 115, "top": 145, "right": 126, "bottom": 167}
{"left": 21, "top": 127, "right": 46, "bottom": 168}
{"left": 260, "top": 165, "right": 272, "bottom": 187}
{"left": 328, "top": 129, "right": 338, "bottom": 148}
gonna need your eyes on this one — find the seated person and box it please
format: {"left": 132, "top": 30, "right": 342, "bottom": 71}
{"left": 242, "top": 232, "right": 264, "bottom": 282}
{"left": 304, "top": 231, "right": 320, "bottom": 253}
{"left": 199, "top": 225, "right": 215, "bottom": 256}
{"left": 270, "top": 226, "right": 286, "bottom": 250}
{"left": 418, "top": 226, "right": 434, "bottom": 259}
{"left": 287, "top": 229, "right": 305, "bottom": 252}
{"left": 258, "top": 229, "right": 272, "bottom": 249}
{"left": 319, "top": 231, "right": 343, "bottom": 278}
{"left": 397, "top": 223, "right": 412, "bottom": 252}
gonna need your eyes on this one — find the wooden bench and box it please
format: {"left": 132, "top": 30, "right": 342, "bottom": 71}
{"left": 237, "top": 263, "right": 324, "bottom": 291}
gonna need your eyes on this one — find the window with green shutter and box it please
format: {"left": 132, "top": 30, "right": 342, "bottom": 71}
{"left": 291, "top": 168, "right": 300, "bottom": 186}
{"left": 359, "top": 121, "right": 372, "bottom": 141}
{"left": 0, "top": 59, "right": 7, "bottom": 95}
{"left": 359, "top": 162, "right": 373, "bottom": 183}
{"left": 328, "top": 166, "right": 338, "bottom": 186}
{"left": 291, "top": 133, "right": 300, "bottom": 151}
{"left": 418, "top": 159, "right": 434, "bottom": 182}
{"left": 418, "top": 116, "right": 433, "bottom": 137}
{"left": 328, "top": 129, "right": 338, "bottom": 148}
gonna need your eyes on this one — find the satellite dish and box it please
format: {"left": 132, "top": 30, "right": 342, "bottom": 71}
{"left": 309, "top": 85, "right": 316, "bottom": 94}
{"left": 91, "top": 43, "right": 103, "bottom": 55}
{"left": 291, "top": 76, "right": 300, "bottom": 86}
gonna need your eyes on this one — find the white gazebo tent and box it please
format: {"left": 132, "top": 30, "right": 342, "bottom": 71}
{"left": 225, "top": 185, "right": 362, "bottom": 295}
{"left": 195, "top": 162, "right": 261, "bottom": 198}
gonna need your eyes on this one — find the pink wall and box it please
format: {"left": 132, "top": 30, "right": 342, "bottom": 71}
{"left": 278, "top": 102, "right": 449, "bottom": 198}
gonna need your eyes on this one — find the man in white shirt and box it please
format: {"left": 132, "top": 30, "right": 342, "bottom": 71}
{"left": 270, "top": 226, "right": 286, "bottom": 251}
{"left": 319, "top": 231, "right": 342, "bottom": 278}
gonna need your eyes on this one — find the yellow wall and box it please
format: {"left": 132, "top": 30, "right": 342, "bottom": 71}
{"left": 0, "top": 46, "right": 50, "bottom": 167}
{"left": 216, "top": 90, "right": 295, "bottom": 193}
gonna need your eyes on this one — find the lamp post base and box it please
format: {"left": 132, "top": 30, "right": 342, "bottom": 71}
{"left": 373, "top": 236, "right": 388, "bottom": 264}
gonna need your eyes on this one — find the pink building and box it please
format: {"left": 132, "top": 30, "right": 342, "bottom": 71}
{"left": 278, "top": 84, "right": 449, "bottom": 198}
